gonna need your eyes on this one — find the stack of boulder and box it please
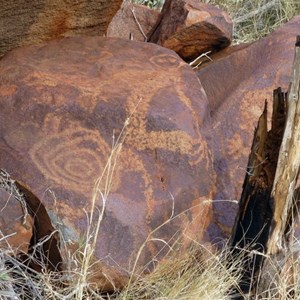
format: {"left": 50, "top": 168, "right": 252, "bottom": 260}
{"left": 0, "top": 0, "right": 299, "bottom": 291}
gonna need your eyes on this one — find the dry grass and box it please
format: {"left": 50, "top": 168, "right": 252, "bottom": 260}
{"left": 2, "top": 235, "right": 300, "bottom": 299}
{"left": 118, "top": 242, "right": 244, "bottom": 300}
{"left": 131, "top": 0, "right": 300, "bottom": 43}
{"left": 1, "top": 163, "right": 300, "bottom": 299}
{"left": 208, "top": 0, "right": 300, "bottom": 43}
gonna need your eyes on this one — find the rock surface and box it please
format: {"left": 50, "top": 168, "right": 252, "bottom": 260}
{"left": 0, "top": 0, "right": 122, "bottom": 57}
{"left": 197, "top": 17, "right": 300, "bottom": 240}
{"left": 148, "top": 0, "right": 233, "bottom": 60}
{"left": 0, "top": 36, "right": 215, "bottom": 290}
{"left": 1, "top": 14, "right": 299, "bottom": 291}
{"left": 107, "top": 2, "right": 161, "bottom": 42}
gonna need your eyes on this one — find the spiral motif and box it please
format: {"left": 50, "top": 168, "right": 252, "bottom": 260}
{"left": 30, "top": 126, "right": 111, "bottom": 194}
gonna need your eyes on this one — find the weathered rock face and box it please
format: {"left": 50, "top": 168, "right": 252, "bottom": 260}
{"left": 0, "top": 170, "right": 33, "bottom": 254}
{"left": 197, "top": 17, "right": 300, "bottom": 241}
{"left": 107, "top": 2, "right": 161, "bottom": 42}
{"left": 148, "top": 0, "right": 233, "bottom": 60}
{"left": 0, "top": 37, "right": 215, "bottom": 289}
{"left": 0, "top": 0, "right": 122, "bottom": 58}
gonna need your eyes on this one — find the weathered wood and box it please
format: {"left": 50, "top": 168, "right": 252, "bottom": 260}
{"left": 255, "top": 36, "right": 300, "bottom": 299}
{"left": 230, "top": 89, "right": 287, "bottom": 294}
{"left": 267, "top": 36, "right": 300, "bottom": 254}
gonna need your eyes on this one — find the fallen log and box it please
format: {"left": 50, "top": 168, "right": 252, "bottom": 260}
{"left": 230, "top": 36, "right": 300, "bottom": 298}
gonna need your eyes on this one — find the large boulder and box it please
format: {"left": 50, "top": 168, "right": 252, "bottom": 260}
{"left": 197, "top": 17, "right": 300, "bottom": 240}
{"left": 0, "top": 0, "right": 123, "bottom": 57}
{"left": 0, "top": 36, "right": 215, "bottom": 290}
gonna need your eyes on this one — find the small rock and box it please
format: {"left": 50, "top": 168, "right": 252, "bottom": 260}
{"left": 107, "top": 2, "right": 161, "bottom": 42}
{"left": 148, "top": 0, "right": 233, "bottom": 61}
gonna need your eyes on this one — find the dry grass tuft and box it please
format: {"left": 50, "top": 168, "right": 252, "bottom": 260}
{"left": 208, "top": 0, "right": 300, "bottom": 43}
{"left": 1, "top": 169, "right": 300, "bottom": 299}
{"left": 117, "top": 242, "right": 244, "bottom": 300}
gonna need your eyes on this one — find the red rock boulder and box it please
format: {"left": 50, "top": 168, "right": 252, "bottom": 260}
{"left": 197, "top": 17, "right": 300, "bottom": 240}
{"left": 0, "top": 36, "right": 215, "bottom": 290}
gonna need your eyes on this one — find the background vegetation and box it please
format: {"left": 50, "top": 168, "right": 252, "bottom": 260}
{"left": 132, "top": 0, "right": 300, "bottom": 43}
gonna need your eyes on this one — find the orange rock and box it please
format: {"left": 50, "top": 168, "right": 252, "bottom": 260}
{"left": 148, "top": 0, "right": 233, "bottom": 60}
{"left": 2, "top": 17, "right": 298, "bottom": 288}
{"left": 0, "top": 0, "right": 122, "bottom": 57}
{"left": 0, "top": 36, "right": 215, "bottom": 290}
{"left": 107, "top": 2, "right": 161, "bottom": 42}
{"left": 197, "top": 17, "right": 300, "bottom": 240}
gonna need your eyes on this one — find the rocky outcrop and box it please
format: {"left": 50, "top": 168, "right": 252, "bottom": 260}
{"left": 148, "top": 0, "right": 233, "bottom": 60}
{"left": 0, "top": 36, "right": 215, "bottom": 290}
{"left": 1, "top": 9, "right": 299, "bottom": 291}
{"left": 197, "top": 17, "right": 300, "bottom": 240}
{"left": 107, "top": 2, "right": 161, "bottom": 42}
{"left": 0, "top": 0, "right": 123, "bottom": 57}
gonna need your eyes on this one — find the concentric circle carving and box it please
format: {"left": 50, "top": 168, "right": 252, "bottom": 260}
{"left": 30, "top": 125, "right": 111, "bottom": 193}
{"left": 150, "top": 54, "right": 181, "bottom": 69}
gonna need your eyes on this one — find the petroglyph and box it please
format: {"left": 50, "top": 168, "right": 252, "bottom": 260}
{"left": 0, "top": 37, "right": 214, "bottom": 281}
{"left": 29, "top": 117, "right": 112, "bottom": 194}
